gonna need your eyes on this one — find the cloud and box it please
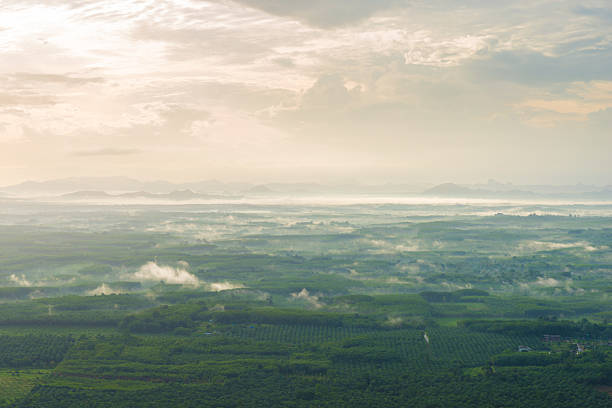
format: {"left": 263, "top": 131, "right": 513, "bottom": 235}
{"left": 465, "top": 48, "right": 612, "bottom": 85}
{"left": 72, "top": 148, "right": 142, "bottom": 157}
{"left": 107, "top": 103, "right": 211, "bottom": 145}
{"left": 573, "top": 5, "right": 612, "bottom": 22}
{"left": 223, "top": 0, "right": 406, "bottom": 28}
{"left": 156, "top": 104, "right": 211, "bottom": 133}
{"left": 131, "top": 261, "right": 245, "bottom": 290}
{"left": 366, "top": 239, "right": 421, "bottom": 254}
{"left": 533, "top": 277, "right": 561, "bottom": 287}
{"left": 0, "top": 92, "right": 56, "bottom": 106}
{"left": 386, "top": 316, "right": 404, "bottom": 327}
{"left": 300, "top": 74, "right": 354, "bottom": 110}
{"left": 272, "top": 57, "right": 295, "bottom": 68}
{"left": 132, "top": 23, "right": 272, "bottom": 64}
{"left": 520, "top": 241, "right": 599, "bottom": 252}
{"left": 9, "top": 273, "right": 31, "bottom": 286}
{"left": 87, "top": 283, "right": 122, "bottom": 295}
{"left": 404, "top": 32, "right": 494, "bottom": 67}
{"left": 133, "top": 261, "right": 199, "bottom": 285}
{"left": 589, "top": 107, "right": 612, "bottom": 126}
{"left": 290, "top": 288, "right": 322, "bottom": 308}
{"left": 13, "top": 72, "right": 104, "bottom": 85}
{"left": 2, "top": 0, "right": 612, "bottom": 185}
{"left": 208, "top": 282, "right": 245, "bottom": 291}
{"left": 270, "top": 74, "right": 362, "bottom": 129}
{"left": 67, "top": 102, "right": 213, "bottom": 148}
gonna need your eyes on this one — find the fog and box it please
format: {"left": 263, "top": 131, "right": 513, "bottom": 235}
{"left": 134, "top": 262, "right": 200, "bottom": 286}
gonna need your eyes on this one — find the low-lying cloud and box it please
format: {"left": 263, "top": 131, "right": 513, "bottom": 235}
{"left": 386, "top": 316, "right": 404, "bottom": 327}
{"left": 533, "top": 277, "right": 561, "bottom": 287}
{"left": 208, "top": 282, "right": 245, "bottom": 291}
{"left": 133, "top": 261, "right": 199, "bottom": 285}
{"left": 365, "top": 239, "right": 421, "bottom": 253}
{"left": 132, "top": 261, "right": 245, "bottom": 291}
{"left": 9, "top": 273, "right": 31, "bottom": 286}
{"left": 87, "top": 283, "right": 122, "bottom": 296}
{"left": 520, "top": 241, "right": 600, "bottom": 252}
{"left": 290, "top": 288, "right": 322, "bottom": 308}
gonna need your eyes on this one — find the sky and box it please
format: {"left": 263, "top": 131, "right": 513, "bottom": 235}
{"left": 0, "top": 0, "right": 611, "bottom": 186}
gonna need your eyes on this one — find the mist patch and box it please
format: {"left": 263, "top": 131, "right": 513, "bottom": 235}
{"left": 133, "top": 261, "right": 199, "bottom": 285}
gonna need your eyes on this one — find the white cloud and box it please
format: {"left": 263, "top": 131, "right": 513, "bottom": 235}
{"left": 1, "top": 0, "right": 611, "bottom": 185}
{"left": 290, "top": 288, "right": 322, "bottom": 308}
{"left": 9, "top": 273, "right": 31, "bottom": 286}
{"left": 208, "top": 282, "right": 245, "bottom": 291}
{"left": 220, "top": 0, "right": 406, "bottom": 28}
{"left": 87, "top": 283, "right": 122, "bottom": 295}
{"left": 520, "top": 241, "right": 600, "bottom": 252}
{"left": 386, "top": 316, "right": 404, "bottom": 326}
{"left": 133, "top": 261, "right": 199, "bottom": 285}
{"left": 534, "top": 277, "right": 561, "bottom": 287}
{"left": 131, "top": 261, "right": 246, "bottom": 291}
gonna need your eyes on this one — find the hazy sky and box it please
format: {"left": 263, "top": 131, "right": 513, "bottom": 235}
{"left": 1, "top": 0, "right": 611, "bottom": 185}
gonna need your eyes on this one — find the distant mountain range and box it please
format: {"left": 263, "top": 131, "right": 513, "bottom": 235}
{"left": 59, "top": 189, "right": 231, "bottom": 201}
{"left": 0, "top": 177, "right": 250, "bottom": 196}
{"left": 422, "top": 183, "right": 612, "bottom": 199}
{"left": 422, "top": 183, "right": 536, "bottom": 198}
{"left": 0, "top": 177, "right": 427, "bottom": 196}
{"left": 1, "top": 177, "right": 611, "bottom": 200}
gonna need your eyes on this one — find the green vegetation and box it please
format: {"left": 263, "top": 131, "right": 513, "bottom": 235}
{"left": 0, "top": 200, "right": 611, "bottom": 405}
{"left": 0, "top": 369, "right": 50, "bottom": 406}
{"left": 0, "top": 335, "right": 74, "bottom": 368}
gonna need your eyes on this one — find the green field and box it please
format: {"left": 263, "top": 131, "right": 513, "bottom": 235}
{"left": 0, "top": 200, "right": 610, "bottom": 406}
{"left": 0, "top": 369, "right": 51, "bottom": 406}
